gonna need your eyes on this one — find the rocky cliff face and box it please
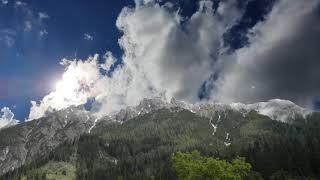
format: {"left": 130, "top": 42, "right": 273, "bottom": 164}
{"left": 95, "top": 98, "right": 177, "bottom": 124}
{"left": 94, "top": 98, "right": 311, "bottom": 131}
{"left": 0, "top": 106, "right": 95, "bottom": 175}
{"left": 175, "top": 99, "right": 311, "bottom": 123}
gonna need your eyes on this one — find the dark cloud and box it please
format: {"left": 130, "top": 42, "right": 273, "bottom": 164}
{"left": 216, "top": 0, "right": 320, "bottom": 108}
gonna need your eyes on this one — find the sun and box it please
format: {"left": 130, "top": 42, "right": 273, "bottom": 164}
{"left": 29, "top": 57, "right": 102, "bottom": 118}
{"left": 55, "top": 78, "right": 78, "bottom": 99}
{"left": 51, "top": 62, "right": 97, "bottom": 109}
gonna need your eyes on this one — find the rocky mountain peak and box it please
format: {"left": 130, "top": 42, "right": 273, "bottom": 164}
{"left": 101, "top": 98, "right": 311, "bottom": 123}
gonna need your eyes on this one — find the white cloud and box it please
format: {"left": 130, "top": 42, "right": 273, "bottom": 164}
{"left": 1, "top": 0, "right": 8, "bottom": 5}
{"left": 24, "top": 20, "right": 32, "bottom": 31}
{"left": 0, "top": 107, "right": 19, "bottom": 129}
{"left": 230, "top": 99, "right": 310, "bottom": 122}
{"left": 15, "top": 1, "right": 26, "bottom": 7}
{"left": 101, "top": 52, "right": 116, "bottom": 72}
{"left": 214, "top": 0, "right": 320, "bottom": 106}
{"left": 28, "top": 55, "right": 102, "bottom": 120}
{"left": 38, "top": 12, "right": 49, "bottom": 20}
{"left": 39, "top": 29, "right": 48, "bottom": 37}
{"left": 12, "top": 1, "right": 49, "bottom": 35}
{"left": 113, "top": 0, "right": 240, "bottom": 102}
{"left": 84, "top": 33, "right": 93, "bottom": 41}
{"left": 29, "top": 0, "right": 242, "bottom": 119}
{"left": 28, "top": 0, "right": 320, "bottom": 120}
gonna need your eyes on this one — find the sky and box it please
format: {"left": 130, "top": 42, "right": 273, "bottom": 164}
{"left": 0, "top": 0, "right": 133, "bottom": 120}
{"left": 0, "top": 0, "right": 320, "bottom": 127}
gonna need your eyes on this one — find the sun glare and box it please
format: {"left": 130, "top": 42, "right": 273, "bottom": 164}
{"left": 55, "top": 79, "right": 78, "bottom": 98}
{"left": 49, "top": 59, "right": 100, "bottom": 111}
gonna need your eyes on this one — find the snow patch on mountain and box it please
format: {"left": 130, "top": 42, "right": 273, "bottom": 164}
{"left": 168, "top": 98, "right": 310, "bottom": 122}
{"left": 104, "top": 98, "right": 311, "bottom": 124}
{"left": 230, "top": 99, "right": 311, "bottom": 122}
{"left": 88, "top": 118, "right": 99, "bottom": 133}
{"left": 209, "top": 118, "right": 218, "bottom": 136}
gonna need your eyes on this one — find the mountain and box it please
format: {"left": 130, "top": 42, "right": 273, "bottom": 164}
{"left": 96, "top": 98, "right": 311, "bottom": 126}
{"left": 0, "top": 106, "right": 95, "bottom": 175}
{"left": 229, "top": 99, "right": 311, "bottom": 123}
{"left": 0, "top": 99, "right": 319, "bottom": 179}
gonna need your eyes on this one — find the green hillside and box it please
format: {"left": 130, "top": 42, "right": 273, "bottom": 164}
{"left": 2, "top": 108, "right": 320, "bottom": 179}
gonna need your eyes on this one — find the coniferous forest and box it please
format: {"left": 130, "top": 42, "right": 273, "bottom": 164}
{"left": 1, "top": 109, "right": 320, "bottom": 180}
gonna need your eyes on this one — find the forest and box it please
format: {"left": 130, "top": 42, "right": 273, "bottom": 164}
{"left": 1, "top": 109, "right": 320, "bottom": 180}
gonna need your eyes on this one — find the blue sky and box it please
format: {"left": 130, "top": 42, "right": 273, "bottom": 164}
{"left": 0, "top": 0, "right": 133, "bottom": 120}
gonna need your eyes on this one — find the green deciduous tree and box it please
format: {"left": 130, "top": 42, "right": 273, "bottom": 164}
{"left": 171, "top": 151, "right": 252, "bottom": 180}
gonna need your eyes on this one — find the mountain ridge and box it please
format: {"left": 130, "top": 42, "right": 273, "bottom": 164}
{"left": 0, "top": 98, "right": 316, "bottom": 177}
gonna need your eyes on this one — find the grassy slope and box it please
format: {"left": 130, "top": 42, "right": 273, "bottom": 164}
{"left": 21, "top": 161, "right": 76, "bottom": 180}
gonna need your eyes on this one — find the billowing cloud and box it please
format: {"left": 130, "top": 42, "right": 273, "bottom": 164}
{"left": 28, "top": 0, "right": 320, "bottom": 120}
{"left": 230, "top": 99, "right": 311, "bottom": 122}
{"left": 215, "top": 0, "right": 320, "bottom": 107}
{"left": 28, "top": 55, "right": 102, "bottom": 120}
{"left": 110, "top": 0, "right": 240, "bottom": 102}
{"left": 0, "top": 107, "right": 18, "bottom": 129}
{"left": 29, "top": 0, "right": 241, "bottom": 119}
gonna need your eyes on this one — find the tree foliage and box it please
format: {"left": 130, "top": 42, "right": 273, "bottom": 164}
{"left": 171, "top": 151, "right": 251, "bottom": 180}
